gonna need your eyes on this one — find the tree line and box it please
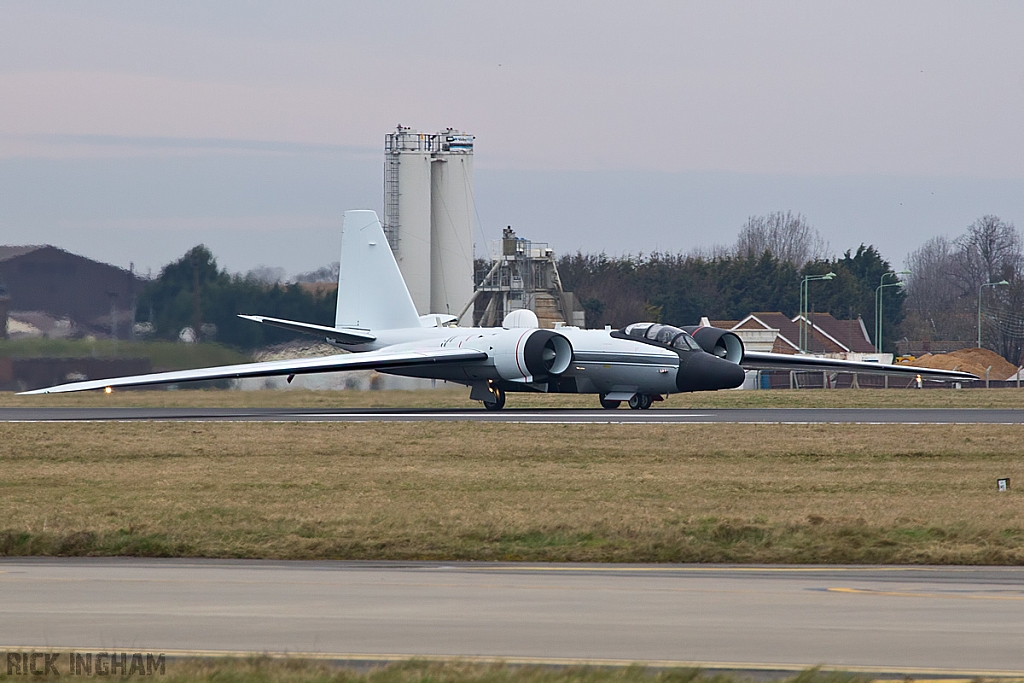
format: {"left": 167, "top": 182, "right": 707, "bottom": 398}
{"left": 558, "top": 212, "right": 1024, "bottom": 363}
{"left": 557, "top": 212, "right": 907, "bottom": 352}
{"left": 137, "top": 245, "right": 336, "bottom": 350}
{"left": 138, "top": 212, "right": 1024, "bottom": 363}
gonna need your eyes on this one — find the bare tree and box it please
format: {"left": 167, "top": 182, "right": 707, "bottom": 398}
{"left": 295, "top": 262, "right": 341, "bottom": 283}
{"left": 903, "top": 236, "right": 971, "bottom": 341}
{"left": 686, "top": 243, "right": 732, "bottom": 260}
{"left": 951, "top": 215, "right": 1022, "bottom": 294}
{"left": 244, "top": 264, "right": 287, "bottom": 285}
{"left": 951, "top": 217, "right": 1024, "bottom": 360}
{"left": 901, "top": 216, "right": 1024, "bottom": 363}
{"left": 734, "top": 211, "right": 828, "bottom": 266}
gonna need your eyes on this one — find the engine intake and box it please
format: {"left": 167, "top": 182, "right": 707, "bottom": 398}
{"left": 493, "top": 329, "right": 573, "bottom": 382}
{"left": 682, "top": 326, "right": 745, "bottom": 364}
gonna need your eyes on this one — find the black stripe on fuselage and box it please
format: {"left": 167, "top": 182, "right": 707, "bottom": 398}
{"left": 572, "top": 352, "right": 679, "bottom": 366}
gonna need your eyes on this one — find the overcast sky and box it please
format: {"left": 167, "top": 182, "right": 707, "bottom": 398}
{"left": 2, "top": 1, "right": 1023, "bottom": 276}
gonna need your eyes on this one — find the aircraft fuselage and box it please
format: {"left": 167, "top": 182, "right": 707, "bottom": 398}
{"left": 341, "top": 325, "right": 741, "bottom": 396}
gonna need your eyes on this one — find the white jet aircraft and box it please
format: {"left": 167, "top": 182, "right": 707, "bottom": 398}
{"left": 21, "top": 210, "right": 977, "bottom": 407}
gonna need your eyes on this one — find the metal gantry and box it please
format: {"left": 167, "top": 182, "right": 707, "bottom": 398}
{"left": 466, "top": 227, "right": 583, "bottom": 329}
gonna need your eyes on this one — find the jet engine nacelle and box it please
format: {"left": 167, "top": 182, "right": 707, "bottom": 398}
{"left": 491, "top": 329, "right": 573, "bottom": 382}
{"left": 682, "top": 326, "right": 745, "bottom": 364}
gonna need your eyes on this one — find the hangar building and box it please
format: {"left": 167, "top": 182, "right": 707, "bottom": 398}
{"left": 0, "top": 245, "right": 143, "bottom": 339}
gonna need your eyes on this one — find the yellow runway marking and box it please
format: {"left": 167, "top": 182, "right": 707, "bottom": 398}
{"left": 829, "top": 587, "right": 1024, "bottom": 601}
{"left": 0, "top": 647, "right": 1022, "bottom": 678}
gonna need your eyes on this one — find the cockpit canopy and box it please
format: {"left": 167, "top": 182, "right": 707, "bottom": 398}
{"left": 622, "top": 322, "right": 703, "bottom": 352}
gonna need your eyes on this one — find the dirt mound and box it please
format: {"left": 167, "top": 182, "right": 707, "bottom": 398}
{"left": 906, "top": 347, "right": 1018, "bottom": 380}
{"left": 252, "top": 341, "right": 337, "bottom": 362}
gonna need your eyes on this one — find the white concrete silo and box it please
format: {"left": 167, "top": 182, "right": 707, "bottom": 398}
{"left": 383, "top": 127, "right": 434, "bottom": 316}
{"left": 430, "top": 130, "right": 475, "bottom": 322}
{"left": 382, "top": 126, "right": 475, "bottom": 323}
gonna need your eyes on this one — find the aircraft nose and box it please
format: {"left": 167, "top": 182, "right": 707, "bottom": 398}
{"left": 675, "top": 352, "right": 746, "bottom": 392}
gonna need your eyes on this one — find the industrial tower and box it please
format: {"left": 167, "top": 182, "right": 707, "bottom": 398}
{"left": 383, "top": 126, "right": 475, "bottom": 323}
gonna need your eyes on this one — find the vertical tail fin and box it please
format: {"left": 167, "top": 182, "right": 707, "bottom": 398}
{"left": 335, "top": 210, "right": 420, "bottom": 330}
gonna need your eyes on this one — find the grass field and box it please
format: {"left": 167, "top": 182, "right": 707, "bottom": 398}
{"left": 1, "top": 417, "right": 1022, "bottom": 564}
{"left": 3, "top": 386, "right": 1024, "bottom": 409}
{"left": 0, "top": 339, "right": 248, "bottom": 369}
{"left": 0, "top": 657, "right": 870, "bottom": 683}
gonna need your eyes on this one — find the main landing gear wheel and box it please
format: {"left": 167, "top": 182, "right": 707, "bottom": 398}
{"left": 599, "top": 394, "right": 621, "bottom": 410}
{"left": 483, "top": 387, "right": 506, "bottom": 411}
{"left": 628, "top": 394, "right": 653, "bottom": 410}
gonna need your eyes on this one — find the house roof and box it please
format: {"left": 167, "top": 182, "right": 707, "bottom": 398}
{"left": 733, "top": 311, "right": 874, "bottom": 354}
{"left": 802, "top": 313, "right": 874, "bottom": 353}
{"left": 738, "top": 313, "right": 804, "bottom": 352}
{"left": 0, "top": 245, "right": 140, "bottom": 278}
{"left": 0, "top": 246, "right": 45, "bottom": 262}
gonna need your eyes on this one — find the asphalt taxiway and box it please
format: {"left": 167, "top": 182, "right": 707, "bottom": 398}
{"left": 1, "top": 406, "right": 1023, "bottom": 423}
{"left": 2, "top": 559, "right": 1023, "bottom": 676}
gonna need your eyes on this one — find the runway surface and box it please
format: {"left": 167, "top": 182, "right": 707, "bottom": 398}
{"left": 1, "top": 559, "right": 1023, "bottom": 675}
{"left": 2, "top": 406, "right": 1024, "bottom": 423}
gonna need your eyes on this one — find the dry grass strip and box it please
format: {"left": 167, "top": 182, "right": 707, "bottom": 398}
{"left": 3, "top": 387, "right": 1024, "bottom": 409}
{"left": 1, "top": 422, "right": 1022, "bottom": 564}
{"left": 0, "top": 657, "right": 873, "bottom": 683}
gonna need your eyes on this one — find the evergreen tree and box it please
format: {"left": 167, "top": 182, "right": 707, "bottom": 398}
{"left": 137, "top": 246, "right": 336, "bottom": 350}
{"left": 807, "top": 245, "right": 905, "bottom": 352}
{"left": 558, "top": 245, "right": 899, "bottom": 344}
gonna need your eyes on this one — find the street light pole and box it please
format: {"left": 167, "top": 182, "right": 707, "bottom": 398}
{"left": 800, "top": 272, "right": 836, "bottom": 353}
{"left": 978, "top": 280, "right": 1010, "bottom": 348}
{"left": 875, "top": 271, "right": 911, "bottom": 353}
{"left": 800, "top": 277, "right": 806, "bottom": 352}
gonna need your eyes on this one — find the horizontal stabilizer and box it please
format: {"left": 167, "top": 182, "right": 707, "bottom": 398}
{"left": 741, "top": 351, "right": 979, "bottom": 381}
{"left": 239, "top": 315, "right": 376, "bottom": 344}
{"left": 18, "top": 347, "right": 487, "bottom": 395}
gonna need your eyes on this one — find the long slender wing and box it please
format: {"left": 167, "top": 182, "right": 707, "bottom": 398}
{"left": 741, "top": 351, "right": 978, "bottom": 381}
{"left": 237, "top": 315, "right": 376, "bottom": 344}
{"left": 18, "top": 347, "right": 487, "bottom": 395}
